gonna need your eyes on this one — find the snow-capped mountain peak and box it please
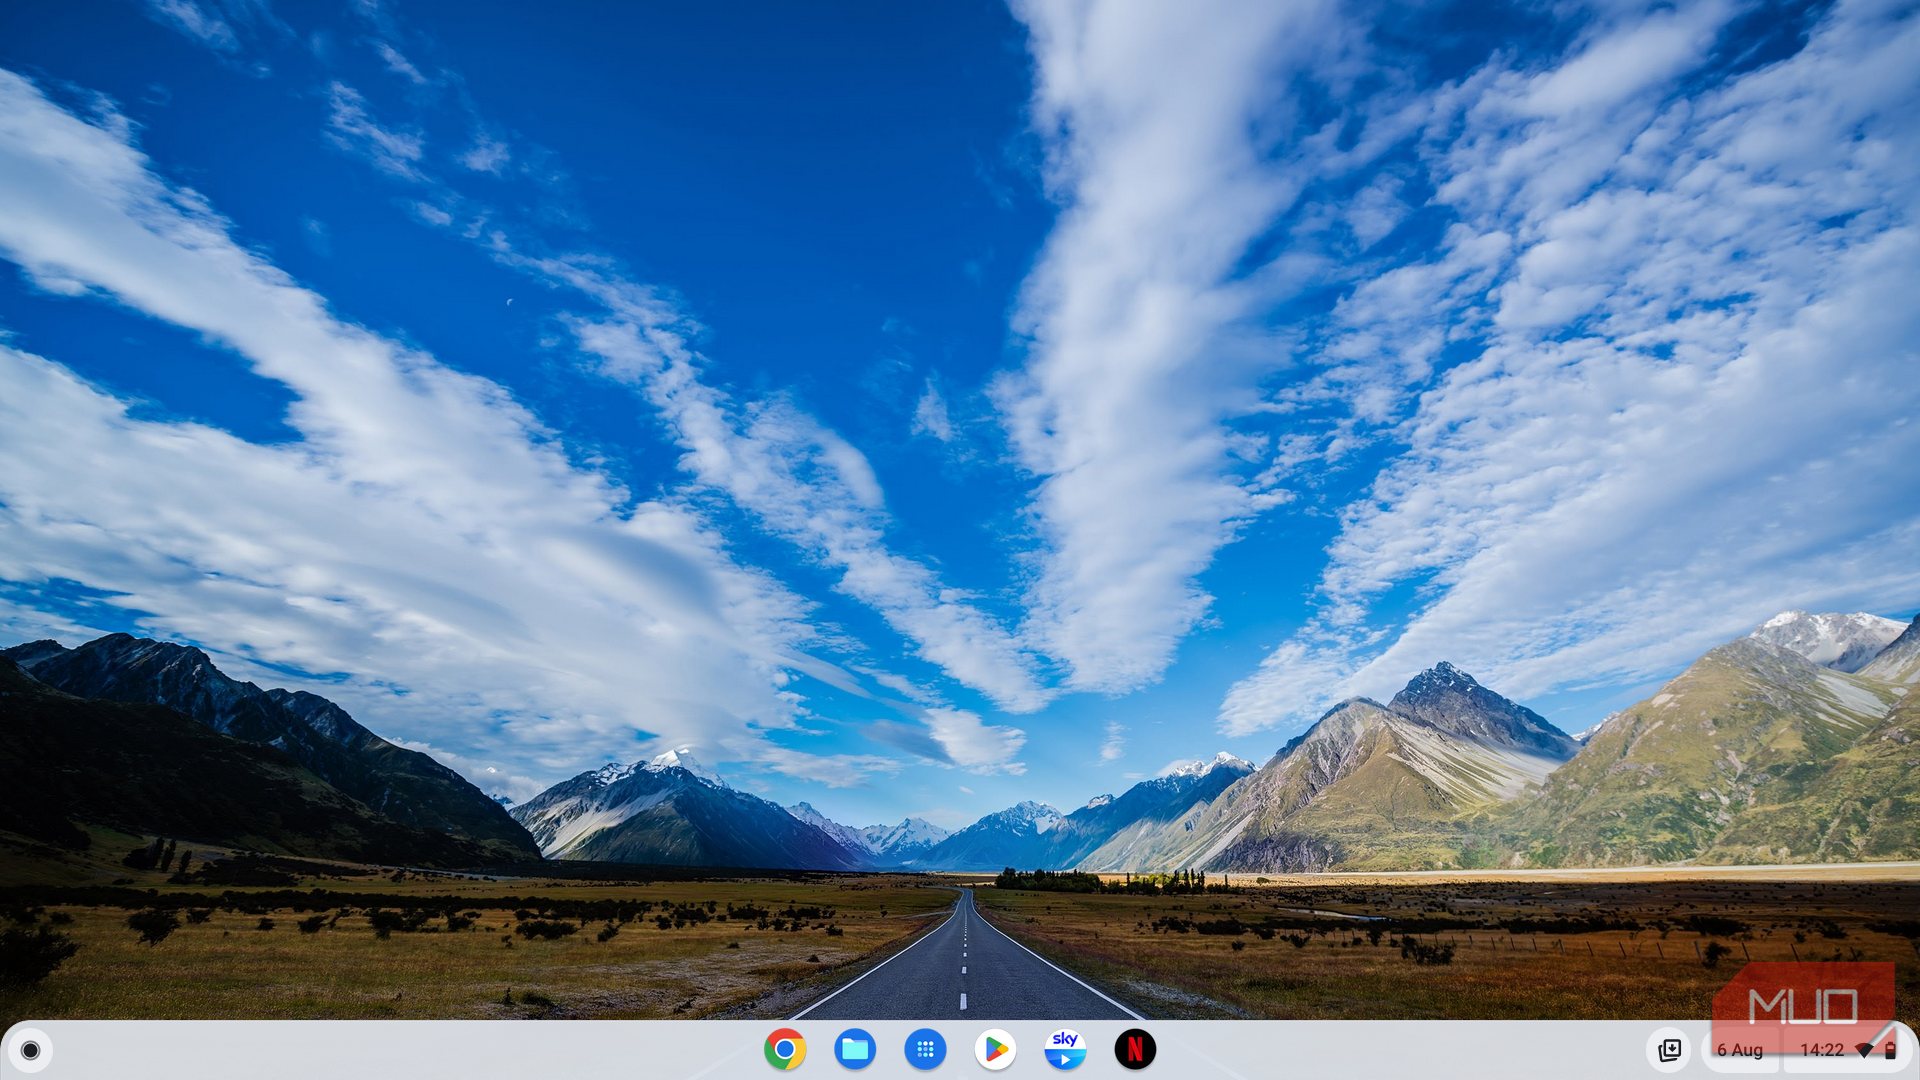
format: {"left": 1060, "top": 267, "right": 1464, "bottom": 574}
{"left": 1158, "top": 751, "right": 1255, "bottom": 779}
{"left": 592, "top": 761, "right": 636, "bottom": 785}
{"left": 642, "top": 746, "right": 724, "bottom": 786}
{"left": 1750, "top": 610, "right": 1906, "bottom": 673}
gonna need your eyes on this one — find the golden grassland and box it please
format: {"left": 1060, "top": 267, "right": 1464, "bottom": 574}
{"left": 0, "top": 833, "right": 964, "bottom": 1026}
{"left": 5, "top": 830, "right": 1916, "bottom": 1029}
{"left": 973, "top": 873, "right": 1920, "bottom": 1029}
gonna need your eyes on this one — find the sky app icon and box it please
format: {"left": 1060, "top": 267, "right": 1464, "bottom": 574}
{"left": 1045, "top": 1029, "right": 1087, "bottom": 1070}
{"left": 835, "top": 1028, "right": 876, "bottom": 1070}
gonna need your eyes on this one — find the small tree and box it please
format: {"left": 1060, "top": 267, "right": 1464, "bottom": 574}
{"left": 158, "top": 839, "right": 178, "bottom": 874}
{"left": 0, "top": 925, "right": 80, "bottom": 987}
{"left": 176, "top": 850, "right": 193, "bottom": 877}
{"left": 127, "top": 909, "right": 181, "bottom": 947}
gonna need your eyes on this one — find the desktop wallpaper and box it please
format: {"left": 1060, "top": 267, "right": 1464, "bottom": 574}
{"left": 0, "top": 0, "right": 1915, "bottom": 1030}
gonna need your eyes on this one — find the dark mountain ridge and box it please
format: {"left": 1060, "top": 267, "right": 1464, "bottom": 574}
{"left": 4, "top": 634, "right": 538, "bottom": 861}
{"left": 0, "top": 657, "right": 508, "bottom": 867}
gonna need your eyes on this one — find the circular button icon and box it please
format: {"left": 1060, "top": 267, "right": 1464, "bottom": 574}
{"left": 1045, "top": 1028, "right": 1088, "bottom": 1070}
{"left": 7, "top": 1028, "right": 51, "bottom": 1075}
{"left": 904, "top": 1028, "right": 947, "bottom": 1071}
{"left": 1115, "top": 1028, "right": 1157, "bottom": 1070}
{"left": 975, "top": 1028, "right": 1017, "bottom": 1071}
{"left": 834, "top": 1028, "right": 876, "bottom": 1070}
{"left": 1646, "top": 1027, "right": 1690, "bottom": 1073}
{"left": 765, "top": 1027, "right": 807, "bottom": 1071}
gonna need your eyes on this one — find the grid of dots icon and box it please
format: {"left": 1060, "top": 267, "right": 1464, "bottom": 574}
{"left": 913, "top": 1038, "right": 938, "bottom": 1061}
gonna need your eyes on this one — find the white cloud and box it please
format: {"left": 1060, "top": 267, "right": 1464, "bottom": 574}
{"left": 373, "top": 40, "right": 429, "bottom": 86}
{"left": 559, "top": 307, "right": 1055, "bottom": 715}
{"left": 143, "top": 0, "right": 240, "bottom": 53}
{"left": 917, "top": 707, "right": 1027, "bottom": 774}
{"left": 911, "top": 378, "right": 954, "bottom": 442}
{"left": 998, "top": 0, "right": 1358, "bottom": 695}
{"left": 0, "top": 66, "right": 879, "bottom": 792}
{"left": 459, "top": 130, "right": 511, "bottom": 174}
{"left": 1221, "top": 0, "right": 1920, "bottom": 733}
{"left": 1099, "top": 720, "right": 1125, "bottom": 762}
{"left": 324, "top": 81, "right": 426, "bottom": 180}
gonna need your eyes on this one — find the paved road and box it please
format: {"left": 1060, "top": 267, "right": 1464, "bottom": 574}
{"left": 791, "top": 888, "right": 1141, "bottom": 1021}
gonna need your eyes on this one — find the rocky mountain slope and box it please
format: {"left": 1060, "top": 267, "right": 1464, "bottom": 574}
{"left": 911, "top": 801, "right": 1063, "bottom": 870}
{"left": 1749, "top": 610, "right": 1907, "bottom": 673}
{"left": 786, "top": 804, "right": 949, "bottom": 863}
{"left": 1098, "top": 664, "right": 1579, "bottom": 873}
{"left": 4, "top": 635, "right": 538, "bottom": 862}
{"left": 510, "top": 749, "right": 867, "bottom": 870}
{"left": 1860, "top": 615, "right": 1920, "bottom": 684}
{"left": 0, "top": 658, "right": 508, "bottom": 867}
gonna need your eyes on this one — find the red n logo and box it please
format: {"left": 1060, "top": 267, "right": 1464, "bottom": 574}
{"left": 1127, "top": 1037, "right": 1143, "bottom": 1062}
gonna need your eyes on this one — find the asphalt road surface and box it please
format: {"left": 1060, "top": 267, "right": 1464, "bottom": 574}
{"left": 791, "top": 888, "right": 1141, "bottom": 1021}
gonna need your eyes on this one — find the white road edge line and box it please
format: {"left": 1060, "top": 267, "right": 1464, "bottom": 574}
{"left": 787, "top": 895, "right": 959, "bottom": 1021}
{"left": 967, "top": 890, "right": 1146, "bottom": 1020}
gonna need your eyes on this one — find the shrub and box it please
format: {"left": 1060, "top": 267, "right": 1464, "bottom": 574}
{"left": 596, "top": 922, "right": 619, "bottom": 943}
{"left": 127, "top": 908, "right": 181, "bottom": 947}
{"left": 184, "top": 908, "right": 214, "bottom": 925}
{"left": 1400, "top": 939, "right": 1456, "bottom": 965}
{"left": 297, "top": 915, "right": 327, "bottom": 934}
{"left": 1702, "top": 942, "right": 1732, "bottom": 969}
{"left": 0, "top": 925, "right": 80, "bottom": 987}
{"left": 256, "top": 918, "right": 276, "bottom": 932}
{"left": 516, "top": 920, "right": 578, "bottom": 941}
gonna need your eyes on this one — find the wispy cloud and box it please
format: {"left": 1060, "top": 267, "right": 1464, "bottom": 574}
{"left": 1098, "top": 720, "right": 1126, "bottom": 762}
{"left": 372, "top": 40, "right": 429, "bottom": 86}
{"left": 0, "top": 67, "right": 864, "bottom": 791}
{"left": 998, "top": 0, "right": 1356, "bottom": 695}
{"left": 1220, "top": 0, "right": 1920, "bottom": 733}
{"left": 324, "top": 80, "right": 426, "bottom": 180}
{"left": 911, "top": 377, "right": 955, "bottom": 442}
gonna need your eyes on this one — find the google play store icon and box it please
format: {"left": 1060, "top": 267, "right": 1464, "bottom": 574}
{"left": 975, "top": 1029, "right": 1017, "bottom": 1071}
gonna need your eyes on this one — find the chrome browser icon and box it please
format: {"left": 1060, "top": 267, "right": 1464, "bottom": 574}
{"left": 764, "top": 1028, "right": 806, "bottom": 1070}
{"left": 1044, "top": 1029, "right": 1088, "bottom": 1069}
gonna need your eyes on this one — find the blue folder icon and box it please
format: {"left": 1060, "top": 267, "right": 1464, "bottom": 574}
{"left": 841, "top": 1038, "right": 871, "bottom": 1061}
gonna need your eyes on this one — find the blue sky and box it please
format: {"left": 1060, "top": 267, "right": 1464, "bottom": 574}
{"left": 0, "top": 0, "right": 1916, "bottom": 830}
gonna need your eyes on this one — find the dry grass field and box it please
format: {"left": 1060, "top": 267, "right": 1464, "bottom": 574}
{"left": 6, "top": 831, "right": 1916, "bottom": 1031}
{"left": 0, "top": 833, "right": 958, "bottom": 1026}
{"left": 973, "top": 868, "right": 1920, "bottom": 1030}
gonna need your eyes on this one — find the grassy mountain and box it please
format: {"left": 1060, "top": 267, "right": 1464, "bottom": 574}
{"left": 0, "top": 658, "right": 509, "bottom": 867}
{"left": 5, "top": 635, "right": 537, "bottom": 862}
{"left": 1103, "top": 665, "right": 1578, "bottom": 873}
{"left": 510, "top": 753, "right": 868, "bottom": 871}
{"left": 1502, "top": 638, "right": 1903, "bottom": 866}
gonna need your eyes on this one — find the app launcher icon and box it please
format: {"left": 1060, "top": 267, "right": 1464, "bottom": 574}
{"left": 1045, "top": 1029, "right": 1088, "bottom": 1070}
{"left": 975, "top": 1029, "right": 1018, "bottom": 1071}
{"left": 904, "top": 1029, "right": 947, "bottom": 1071}
{"left": 834, "top": 1028, "right": 876, "bottom": 1070}
{"left": 764, "top": 1028, "right": 806, "bottom": 1071}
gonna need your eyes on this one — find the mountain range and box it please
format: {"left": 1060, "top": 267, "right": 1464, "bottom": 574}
{"left": 0, "top": 655, "right": 525, "bottom": 867}
{"left": 2, "top": 634, "right": 539, "bottom": 865}
{"left": 6, "top": 608, "right": 1915, "bottom": 875}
